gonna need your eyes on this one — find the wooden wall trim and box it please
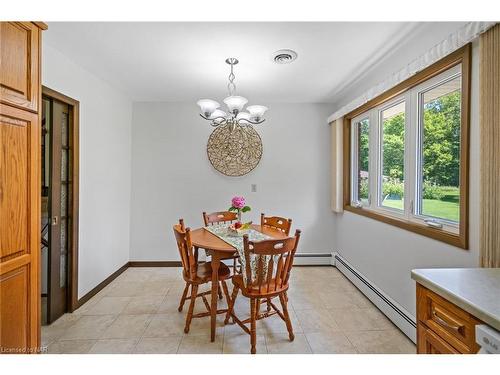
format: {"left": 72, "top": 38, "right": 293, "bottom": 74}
{"left": 42, "top": 86, "right": 80, "bottom": 313}
{"left": 42, "top": 86, "right": 79, "bottom": 106}
{"left": 76, "top": 263, "right": 129, "bottom": 308}
{"left": 128, "top": 261, "right": 183, "bottom": 267}
{"left": 75, "top": 261, "right": 182, "bottom": 309}
{"left": 32, "top": 22, "right": 48, "bottom": 31}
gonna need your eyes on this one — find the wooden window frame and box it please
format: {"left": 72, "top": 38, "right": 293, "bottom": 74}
{"left": 343, "top": 43, "right": 471, "bottom": 249}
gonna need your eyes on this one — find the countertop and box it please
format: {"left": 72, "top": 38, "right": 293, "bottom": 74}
{"left": 411, "top": 268, "right": 500, "bottom": 331}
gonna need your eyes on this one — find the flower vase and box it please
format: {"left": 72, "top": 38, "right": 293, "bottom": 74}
{"left": 237, "top": 209, "right": 242, "bottom": 223}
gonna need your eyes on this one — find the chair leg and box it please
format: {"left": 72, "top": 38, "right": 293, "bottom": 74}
{"left": 178, "top": 282, "right": 190, "bottom": 312}
{"left": 218, "top": 282, "right": 223, "bottom": 299}
{"left": 184, "top": 284, "right": 198, "bottom": 334}
{"left": 250, "top": 298, "right": 257, "bottom": 354}
{"left": 224, "top": 285, "right": 239, "bottom": 324}
{"left": 266, "top": 298, "right": 272, "bottom": 312}
{"left": 221, "top": 280, "right": 231, "bottom": 306}
{"left": 256, "top": 298, "right": 261, "bottom": 317}
{"left": 279, "top": 293, "right": 294, "bottom": 341}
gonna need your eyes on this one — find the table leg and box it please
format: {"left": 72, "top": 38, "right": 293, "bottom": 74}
{"left": 210, "top": 251, "right": 220, "bottom": 342}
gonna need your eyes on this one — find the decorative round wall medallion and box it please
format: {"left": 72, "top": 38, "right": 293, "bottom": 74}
{"left": 207, "top": 124, "right": 263, "bottom": 177}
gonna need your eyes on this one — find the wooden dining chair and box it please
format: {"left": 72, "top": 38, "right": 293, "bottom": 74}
{"left": 260, "top": 213, "right": 293, "bottom": 310}
{"left": 203, "top": 211, "right": 240, "bottom": 276}
{"left": 203, "top": 211, "right": 238, "bottom": 226}
{"left": 224, "top": 229, "right": 301, "bottom": 354}
{"left": 260, "top": 213, "right": 292, "bottom": 236}
{"left": 174, "top": 219, "right": 232, "bottom": 333}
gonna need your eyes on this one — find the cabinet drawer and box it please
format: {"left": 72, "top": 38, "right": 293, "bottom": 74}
{"left": 417, "top": 284, "right": 480, "bottom": 353}
{"left": 0, "top": 22, "right": 40, "bottom": 112}
{"left": 417, "top": 323, "right": 460, "bottom": 354}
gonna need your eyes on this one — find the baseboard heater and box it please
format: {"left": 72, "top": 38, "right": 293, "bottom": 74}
{"left": 293, "top": 252, "right": 332, "bottom": 265}
{"left": 333, "top": 252, "right": 417, "bottom": 343}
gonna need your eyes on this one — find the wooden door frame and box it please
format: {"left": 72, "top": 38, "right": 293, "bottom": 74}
{"left": 41, "top": 86, "right": 79, "bottom": 313}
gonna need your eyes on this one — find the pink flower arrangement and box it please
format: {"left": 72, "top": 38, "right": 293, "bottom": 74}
{"left": 231, "top": 196, "right": 246, "bottom": 209}
{"left": 229, "top": 196, "right": 251, "bottom": 222}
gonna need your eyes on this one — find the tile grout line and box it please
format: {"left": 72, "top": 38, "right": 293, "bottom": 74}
{"left": 43, "top": 267, "right": 413, "bottom": 354}
{"left": 337, "top": 327, "right": 360, "bottom": 354}
{"left": 131, "top": 288, "right": 170, "bottom": 353}
{"left": 84, "top": 270, "right": 157, "bottom": 352}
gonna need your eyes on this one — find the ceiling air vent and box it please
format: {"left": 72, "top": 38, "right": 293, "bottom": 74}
{"left": 272, "top": 49, "right": 298, "bottom": 64}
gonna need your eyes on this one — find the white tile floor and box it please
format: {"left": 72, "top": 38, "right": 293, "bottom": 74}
{"left": 42, "top": 266, "right": 416, "bottom": 354}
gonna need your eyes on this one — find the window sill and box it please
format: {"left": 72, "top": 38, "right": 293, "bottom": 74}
{"left": 343, "top": 204, "right": 467, "bottom": 249}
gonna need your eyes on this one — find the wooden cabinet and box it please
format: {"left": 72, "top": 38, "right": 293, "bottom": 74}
{"left": 0, "top": 22, "right": 41, "bottom": 112}
{"left": 416, "top": 283, "right": 481, "bottom": 354}
{"left": 0, "top": 21, "right": 46, "bottom": 354}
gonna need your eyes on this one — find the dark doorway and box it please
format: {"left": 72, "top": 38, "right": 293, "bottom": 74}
{"left": 41, "top": 87, "right": 79, "bottom": 325}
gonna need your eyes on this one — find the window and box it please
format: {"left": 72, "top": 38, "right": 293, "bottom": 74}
{"left": 344, "top": 44, "right": 470, "bottom": 248}
{"left": 351, "top": 117, "right": 370, "bottom": 207}
{"left": 418, "top": 75, "right": 461, "bottom": 223}
{"left": 380, "top": 101, "right": 406, "bottom": 211}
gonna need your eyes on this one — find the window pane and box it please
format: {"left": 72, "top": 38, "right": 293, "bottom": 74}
{"left": 356, "top": 118, "right": 370, "bottom": 205}
{"left": 420, "top": 75, "right": 461, "bottom": 222}
{"left": 380, "top": 101, "right": 405, "bottom": 210}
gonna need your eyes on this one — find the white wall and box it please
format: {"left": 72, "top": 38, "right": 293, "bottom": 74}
{"left": 130, "top": 103, "right": 335, "bottom": 261}
{"left": 332, "top": 40, "right": 481, "bottom": 317}
{"left": 42, "top": 43, "right": 133, "bottom": 298}
{"left": 331, "top": 22, "right": 469, "bottom": 111}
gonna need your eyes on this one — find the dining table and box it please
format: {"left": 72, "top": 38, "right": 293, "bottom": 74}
{"left": 190, "top": 224, "right": 289, "bottom": 342}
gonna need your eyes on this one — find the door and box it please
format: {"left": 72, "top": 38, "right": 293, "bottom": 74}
{"left": 46, "top": 99, "right": 71, "bottom": 323}
{"left": 0, "top": 21, "right": 44, "bottom": 353}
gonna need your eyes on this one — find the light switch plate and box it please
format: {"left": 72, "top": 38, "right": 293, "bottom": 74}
{"left": 251, "top": 184, "right": 257, "bottom": 192}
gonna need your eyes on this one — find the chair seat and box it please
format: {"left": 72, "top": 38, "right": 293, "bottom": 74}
{"left": 232, "top": 274, "right": 288, "bottom": 297}
{"left": 183, "top": 261, "right": 231, "bottom": 283}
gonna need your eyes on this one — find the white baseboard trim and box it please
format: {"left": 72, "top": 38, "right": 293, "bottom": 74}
{"left": 293, "top": 252, "right": 332, "bottom": 265}
{"left": 332, "top": 252, "right": 417, "bottom": 343}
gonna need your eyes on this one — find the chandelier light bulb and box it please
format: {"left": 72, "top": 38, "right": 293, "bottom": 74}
{"left": 223, "top": 96, "right": 248, "bottom": 115}
{"left": 197, "top": 99, "right": 220, "bottom": 117}
{"left": 236, "top": 111, "right": 251, "bottom": 120}
{"left": 246, "top": 105, "right": 268, "bottom": 121}
{"left": 209, "top": 109, "right": 227, "bottom": 120}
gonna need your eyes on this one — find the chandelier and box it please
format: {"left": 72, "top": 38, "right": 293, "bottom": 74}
{"left": 197, "top": 58, "right": 268, "bottom": 129}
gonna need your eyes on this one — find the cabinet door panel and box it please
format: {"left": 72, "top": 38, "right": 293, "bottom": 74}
{"left": 417, "top": 324, "right": 460, "bottom": 354}
{"left": 0, "top": 266, "right": 29, "bottom": 351}
{"left": 0, "top": 22, "right": 40, "bottom": 112}
{"left": 0, "top": 112, "right": 28, "bottom": 258}
{"left": 0, "top": 104, "right": 40, "bottom": 352}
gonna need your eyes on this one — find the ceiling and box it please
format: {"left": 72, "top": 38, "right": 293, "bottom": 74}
{"left": 44, "top": 22, "right": 466, "bottom": 103}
